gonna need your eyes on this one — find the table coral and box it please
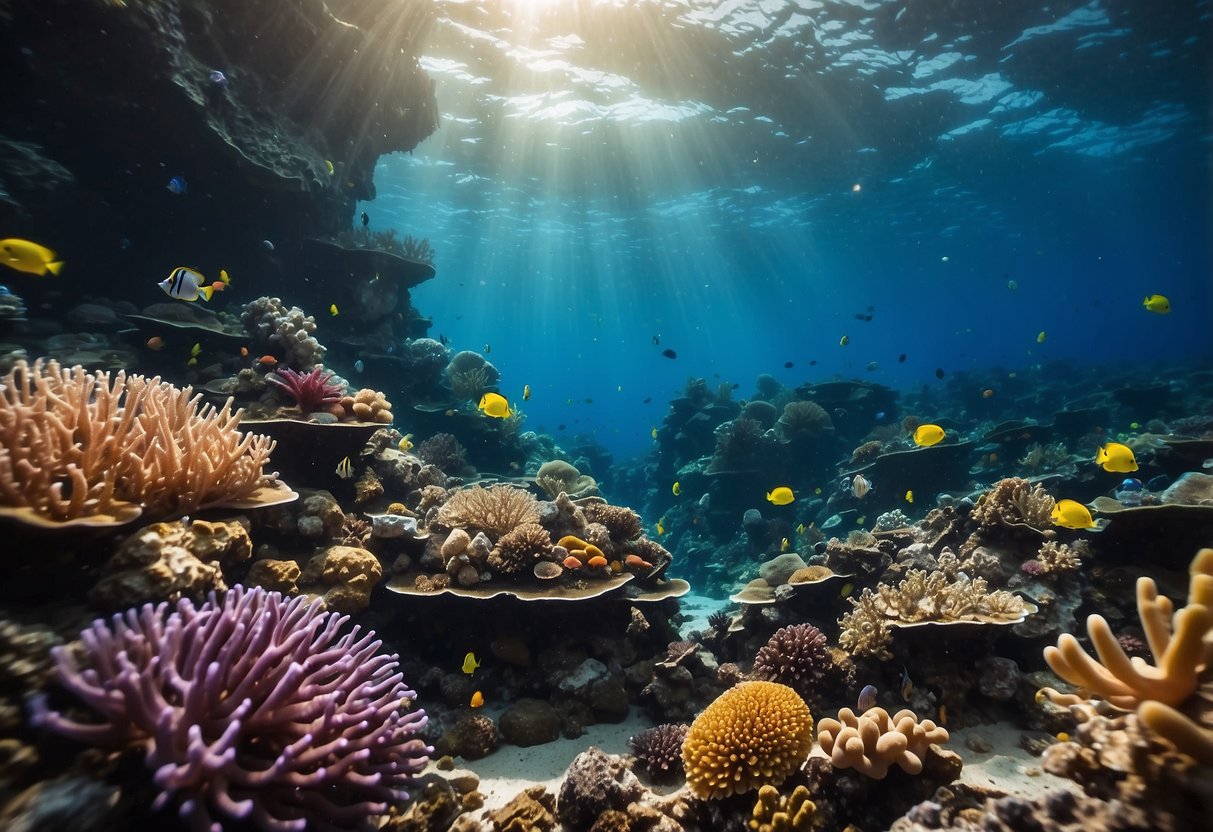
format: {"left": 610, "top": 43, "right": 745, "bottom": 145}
{"left": 816, "top": 706, "right": 950, "bottom": 779}
{"left": 681, "top": 680, "right": 814, "bottom": 799}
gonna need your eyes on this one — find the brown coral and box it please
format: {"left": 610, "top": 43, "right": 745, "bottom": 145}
{"left": 1035, "top": 539, "right": 1085, "bottom": 575}
{"left": 750, "top": 623, "right": 835, "bottom": 703}
{"left": 776, "top": 400, "right": 832, "bottom": 441}
{"left": 681, "top": 680, "right": 813, "bottom": 799}
{"left": 535, "top": 459, "right": 598, "bottom": 499}
{"left": 816, "top": 706, "right": 950, "bottom": 778}
{"left": 489, "top": 523, "right": 553, "bottom": 575}
{"left": 750, "top": 784, "right": 815, "bottom": 832}
{"left": 436, "top": 485, "right": 540, "bottom": 540}
{"left": 338, "top": 388, "right": 393, "bottom": 423}
{"left": 971, "top": 477, "right": 1055, "bottom": 529}
{"left": 580, "top": 501, "right": 643, "bottom": 542}
{"left": 628, "top": 723, "right": 689, "bottom": 781}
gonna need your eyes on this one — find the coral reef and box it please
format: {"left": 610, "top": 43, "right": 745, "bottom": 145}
{"left": 777, "top": 400, "right": 833, "bottom": 441}
{"left": 749, "top": 784, "right": 816, "bottom": 832}
{"left": 338, "top": 387, "right": 394, "bottom": 423}
{"left": 971, "top": 477, "right": 1055, "bottom": 529}
{"left": 750, "top": 623, "right": 836, "bottom": 705}
{"left": 0, "top": 359, "right": 290, "bottom": 527}
{"left": 436, "top": 485, "right": 540, "bottom": 539}
{"left": 581, "top": 500, "right": 644, "bottom": 542}
{"left": 628, "top": 723, "right": 689, "bottom": 781}
{"left": 681, "top": 681, "right": 813, "bottom": 799}
{"left": 240, "top": 297, "right": 326, "bottom": 370}
{"left": 415, "top": 432, "right": 469, "bottom": 474}
{"left": 298, "top": 544, "right": 385, "bottom": 613}
{"left": 30, "top": 587, "right": 431, "bottom": 831}
{"left": 535, "top": 459, "right": 600, "bottom": 499}
{"left": 266, "top": 366, "right": 346, "bottom": 414}
{"left": 489, "top": 523, "right": 554, "bottom": 575}
{"left": 816, "top": 707, "right": 951, "bottom": 778}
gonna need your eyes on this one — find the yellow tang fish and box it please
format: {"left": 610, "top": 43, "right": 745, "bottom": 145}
{"left": 190, "top": 342, "right": 202, "bottom": 358}
{"left": 814, "top": 487, "right": 822, "bottom": 495}
{"left": 1051, "top": 498, "right": 1096, "bottom": 530}
{"left": 780, "top": 538, "right": 790, "bottom": 552}
{"left": 0, "top": 238, "right": 63, "bottom": 276}
{"left": 335, "top": 456, "right": 353, "bottom": 479}
{"left": 462, "top": 652, "right": 481, "bottom": 675}
{"left": 656, "top": 519, "right": 665, "bottom": 536}
{"left": 523, "top": 384, "right": 531, "bottom": 401}
{"left": 478, "top": 392, "right": 511, "bottom": 418}
{"left": 470, "top": 690, "right": 484, "bottom": 708}
{"left": 1036, "top": 330, "right": 1047, "bottom": 343}
{"left": 1142, "top": 294, "right": 1170, "bottom": 314}
{"left": 1095, "top": 442, "right": 1137, "bottom": 473}
{"left": 325, "top": 159, "right": 335, "bottom": 175}
{"left": 671, "top": 481, "right": 681, "bottom": 496}
{"left": 651, "top": 427, "right": 658, "bottom": 439}
{"left": 399, "top": 434, "right": 414, "bottom": 452}
{"left": 839, "top": 582, "right": 854, "bottom": 598}
{"left": 330, "top": 303, "right": 339, "bottom": 316}
{"left": 765, "top": 486, "right": 794, "bottom": 506}
{"left": 912, "top": 424, "right": 945, "bottom": 447}
{"left": 905, "top": 490, "right": 914, "bottom": 504}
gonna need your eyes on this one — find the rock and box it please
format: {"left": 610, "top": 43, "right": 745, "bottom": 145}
{"left": 499, "top": 699, "right": 562, "bottom": 747}
{"left": 557, "top": 659, "right": 610, "bottom": 695}
{"left": 436, "top": 714, "right": 499, "bottom": 761}
{"left": 370, "top": 513, "right": 418, "bottom": 538}
{"left": 487, "top": 786, "right": 557, "bottom": 832}
{"left": 758, "top": 552, "right": 809, "bottom": 587}
{"left": 588, "top": 679, "right": 630, "bottom": 722}
{"left": 245, "top": 558, "right": 301, "bottom": 595}
{"left": 298, "top": 545, "right": 383, "bottom": 613}
{"left": 556, "top": 747, "right": 644, "bottom": 829}
{"left": 978, "top": 656, "right": 1021, "bottom": 701}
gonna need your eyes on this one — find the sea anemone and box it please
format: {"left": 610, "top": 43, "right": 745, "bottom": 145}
{"left": 266, "top": 366, "right": 345, "bottom": 414}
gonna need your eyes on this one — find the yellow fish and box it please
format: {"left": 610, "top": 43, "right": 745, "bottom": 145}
{"left": 839, "top": 335, "right": 850, "bottom": 347}
{"left": 1051, "top": 498, "right": 1096, "bottom": 530}
{"left": 795, "top": 523, "right": 806, "bottom": 536}
{"left": 218, "top": 268, "right": 231, "bottom": 285}
{"left": 1036, "top": 330, "right": 1047, "bottom": 343}
{"left": 656, "top": 519, "right": 665, "bottom": 536}
{"left": 912, "top": 424, "right": 945, "bottom": 447}
{"left": 187, "top": 357, "right": 198, "bottom": 367}
{"left": 470, "top": 690, "right": 484, "bottom": 708}
{"left": 856, "top": 516, "right": 865, "bottom": 526}
{"left": 905, "top": 490, "right": 913, "bottom": 504}
{"left": 190, "top": 342, "right": 202, "bottom": 358}
{"left": 399, "top": 434, "right": 414, "bottom": 452}
{"left": 0, "top": 238, "right": 63, "bottom": 276}
{"left": 478, "top": 392, "right": 511, "bottom": 418}
{"left": 899, "top": 666, "right": 914, "bottom": 701}
{"left": 766, "top": 486, "right": 795, "bottom": 505}
{"left": 335, "top": 456, "right": 353, "bottom": 479}
{"left": 523, "top": 384, "right": 531, "bottom": 401}
{"left": 938, "top": 705, "right": 948, "bottom": 726}
{"left": 1142, "top": 294, "right": 1170, "bottom": 314}
{"left": 1095, "top": 442, "right": 1138, "bottom": 473}
{"left": 329, "top": 303, "right": 339, "bottom": 316}
{"left": 462, "top": 652, "right": 480, "bottom": 675}
{"left": 651, "top": 427, "right": 658, "bottom": 440}
{"left": 671, "top": 481, "right": 681, "bottom": 496}
{"left": 840, "top": 582, "right": 854, "bottom": 598}
{"left": 814, "top": 487, "right": 822, "bottom": 495}
{"left": 324, "top": 159, "right": 335, "bottom": 175}
{"left": 780, "top": 538, "right": 790, "bottom": 552}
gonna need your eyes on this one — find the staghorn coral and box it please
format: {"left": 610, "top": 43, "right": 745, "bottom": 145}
{"left": 30, "top": 586, "right": 431, "bottom": 831}
{"left": 0, "top": 360, "right": 287, "bottom": 527}
{"left": 816, "top": 706, "right": 950, "bottom": 779}
{"left": 436, "top": 484, "right": 540, "bottom": 540}
{"left": 628, "top": 723, "right": 689, "bottom": 781}
{"left": 266, "top": 366, "right": 345, "bottom": 414}
{"left": 681, "top": 680, "right": 813, "bottom": 799}
{"left": 751, "top": 623, "right": 835, "bottom": 703}
{"left": 581, "top": 500, "right": 643, "bottom": 542}
{"left": 1035, "top": 539, "right": 1086, "bottom": 575}
{"left": 240, "top": 296, "right": 326, "bottom": 370}
{"left": 535, "top": 459, "right": 599, "bottom": 499}
{"left": 489, "top": 523, "right": 553, "bottom": 575}
{"left": 750, "top": 784, "right": 816, "bottom": 832}
{"left": 338, "top": 388, "right": 393, "bottom": 423}
{"left": 777, "top": 400, "right": 833, "bottom": 441}
{"left": 839, "top": 569, "right": 1036, "bottom": 659}
{"left": 971, "top": 477, "right": 1055, "bottom": 529}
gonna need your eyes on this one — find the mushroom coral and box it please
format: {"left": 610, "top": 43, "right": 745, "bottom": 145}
{"left": 680, "top": 680, "right": 813, "bottom": 799}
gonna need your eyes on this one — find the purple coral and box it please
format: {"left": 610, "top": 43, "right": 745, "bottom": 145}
{"left": 629, "top": 723, "right": 689, "bottom": 780}
{"left": 30, "top": 586, "right": 431, "bottom": 832}
{"left": 267, "top": 366, "right": 345, "bottom": 414}
{"left": 751, "top": 622, "right": 835, "bottom": 702}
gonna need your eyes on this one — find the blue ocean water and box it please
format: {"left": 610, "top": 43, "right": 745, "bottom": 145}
{"left": 362, "top": 0, "right": 1211, "bottom": 460}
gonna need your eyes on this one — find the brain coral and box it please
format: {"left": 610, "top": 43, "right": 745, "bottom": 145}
{"left": 681, "top": 680, "right": 813, "bottom": 799}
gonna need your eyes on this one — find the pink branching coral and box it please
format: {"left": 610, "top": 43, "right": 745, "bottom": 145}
{"left": 31, "top": 586, "right": 431, "bottom": 831}
{"left": 267, "top": 367, "right": 345, "bottom": 414}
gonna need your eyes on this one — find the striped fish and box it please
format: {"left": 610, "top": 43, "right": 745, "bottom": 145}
{"left": 158, "top": 266, "right": 214, "bottom": 302}
{"left": 335, "top": 456, "right": 353, "bottom": 479}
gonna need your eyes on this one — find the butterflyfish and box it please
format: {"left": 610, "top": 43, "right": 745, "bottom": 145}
{"left": 780, "top": 538, "right": 790, "bottom": 552}
{"left": 1095, "top": 442, "right": 1138, "bottom": 473}
{"left": 159, "top": 266, "right": 214, "bottom": 301}
{"left": 335, "top": 456, "right": 353, "bottom": 479}
{"left": 399, "top": 434, "right": 414, "bottom": 452}
{"left": 795, "top": 523, "right": 806, "bottom": 535}
{"left": 1051, "top": 499, "right": 1096, "bottom": 530}
{"left": 218, "top": 268, "right": 230, "bottom": 285}
{"left": 899, "top": 666, "right": 914, "bottom": 701}
{"left": 913, "top": 424, "right": 945, "bottom": 447}
{"left": 1142, "top": 294, "right": 1171, "bottom": 314}
{"left": 671, "top": 481, "right": 681, "bottom": 496}
{"left": 478, "top": 393, "right": 511, "bottom": 418}
{"left": 0, "top": 239, "right": 63, "bottom": 276}
{"left": 852, "top": 474, "right": 872, "bottom": 499}
{"left": 470, "top": 690, "right": 484, "bottom": 708}
{"left": 462, "top": 652, "right": 480, "bottom": 675}
{"left": 523, "top": 384, "right": 531, "bottom": 401}
{"left": 765, "top": 486, "right": 795, "bottom": 506}
{"left": 655, "top": 519, "right": 665, "bottom": 536}
{"left": 329, "top": 303, "right": 339, "bottom": 316}
{"left": 905, "top": 490, "right": 913, "bottom": 504}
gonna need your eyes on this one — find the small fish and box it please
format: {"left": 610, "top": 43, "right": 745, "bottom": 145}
{"left": 329, "top": 304, "right": 339, "bottom": 316}
{"left": 913, "top": 424, "right": 945, "bottom": 447}
{"left": 1142, "top": 294, "right": 1170, "bottom": 314}
{"left": 208, "top": 69, "right": 228, "bottom": 88}
{"left": 661, "top": 348, "right": 677, "bottom": 359}
{"left": 839, "top": 335, "right": 850, "bottom": 347}
{"left": 470, "top": 690, "right": 484, "bottom": 708}
{"left": 840, "top": 582, "right": 854, "bottom": 598}
{"left": 190, "top": 343, "right": 202, "bottom": 358}
{"left": 0, "top": 238, "right": 63, "bottom": 276}
{"left": 446, "top": 409, "right": 458, "bottom": 417}
{"left": 361, "top": 211, "right": 370, "bottom": 226}
{"left": 478, "top": 392, "right": 510, "bottom": 418}
{"left": 462, "top": 652, "right": 481, "bottom": 675}
{"left": 656, "top": 518, "right": 665, "bottom": 536}
{"left": 672, "top": 481, "right": 681, "bottom": 496}
{"left": 938, "top": 705, "right": 948, "bottom": 726}
{"left": 651, "top": 427, "right": 658, "bottom": 439}
{"left": 240, "top": 346, "right": 249, "bottom": 357}
{"left": 159, "top": 266, "right": 215, "bottom": 302}
{"left": 146, "top": 336, "right": 165, "bottom": 350}
{"left": 262, "top": 239, "right": 275, "bottom": 251}
{"left": 324, "top": 160, "right": 335, "bottom": 175}
{"left": 795, "top": 523, "right": 806, "bottom": 535}
{"left": 1051, "top": 499, "right": 1096, "bottom": 530}
{"left": 784, "top": 361, "right": 793, "bottom": 368}
{"left": 1036, "top": 330, "right": 1047, "bottom": 344}
{"left": 898, "top": 353, "right": 907, "bottom": 363}
{"left": 857, "top": 684, "right": 877, "bottom": 712}
{"left": 335, "top": 457, "right": 353, "bottom": 479}
{"left": 856, "top": 516, "right": 865, "bottom": 526}
{"left": 905, "top": 490, "right": 913, "bottom": 504}
{"left": 866, "top": 361, "right": 879, "bottom": 371}
{"left": 652, "top": 334, "right": 660, "bottom": 345}
{"left": 353, "top": 359, "right": 364, "bottom": 373}
{"left": 399, "top": 434, "right": 414, "bottom": 452}
{"left": 982, "top": 388, "right": 994, "bottom": 398}
{"left": 899, "top": 666, "right": 914, "bottom": 701}
{"left": 780, "top": 538, "right": 790, "bottom": 552}
{"left": 1095, "top": 442, "right": 1138, "bottom": 473}
{"left": 935, "top": 368, "right": 945, "bottom": 379}
{"left": 483, "top": 343, "right": 491, "bottom": 354}
{"left": 814, "top": 487, "right": 822, "bottom": 495}
{"left": 257, "top": 355, "right": 278, "bottom": 366}
{"left": 1007, "top": 279, "right": 1018, "bottom": 290}
{"left": 167, "top": 175, "right": 188, "bottom": 195}
{"left": 852, "top": 474, "right": 872, "bottom": 499}
{"left": 1119, "top": 477, "right": 1143, "bottom": 492}
{"left": 218, "top": 268, "right": 230, "bottom": 285}
{"left": 766, "top": 486, "right": 794, "bottom": 506}
{"left": 523, "top": 384, "right": 531, "bottom": 401}
{"left": 643, "top": 397, "right": 652, "bottom": 404}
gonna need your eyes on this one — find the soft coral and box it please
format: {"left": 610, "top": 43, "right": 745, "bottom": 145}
{"left": 267, "top": 367, "right": 345, "bottom": 414}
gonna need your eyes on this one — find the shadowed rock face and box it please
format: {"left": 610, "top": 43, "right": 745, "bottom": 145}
{"left": 0, "top": 0, "right": 438, "bottom": 293}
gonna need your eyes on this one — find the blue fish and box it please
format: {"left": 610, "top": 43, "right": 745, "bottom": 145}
{"left": 166, "top": 176, "right": 188, "bottom": 195}
{"left": 857, "top": 684, "right": 877, "bottom": 712}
